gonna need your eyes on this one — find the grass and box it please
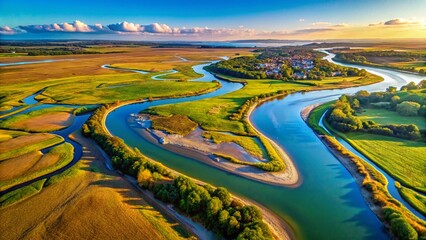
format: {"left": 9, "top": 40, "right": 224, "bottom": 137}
{"left": 40, "top": 74, "right": 219, "bottom": 104}
{"left": 202, "top": 131, "right": 264, "bottom": 158}
{"left": 357, "top": 108, "right": 426, "bottom": 129}
{"left": 340, "top": 132, "right": 426, "bottom": 193}
{"left": 0, "top": 106, "right": 74, "bottom": 132}
{"left": 307, "top": 105, "right": 426, "bottom": 237}
{"left": 308, "top": 102, "right": 426, "bottom": 192}
{"left": 300, "top": 73, "right": 382, "bottom": 87}
{"left": 146, "top": 71, "right": 382, "bottom": 171}
{"left": 165, "top": 65, "right": 203, "bottom": 80}
{"left": 151, "top": 115, "right": 198, "bottom": 136}
{"left": 0, "top": 129, "right": 29, "bottom": 141}
{"left": 0, "top": 179, "right": 47, "bottom": 208}
{"left": 147, "top": 78, "right": 309, "bottom": 135}
{"left": 397, "top": 185, "right": 426, "bottom": 216}
{"left": 389, "top": 61, "right": 426, "bottom": 71}
{"left": 0, "top": 142, "right": 74, "bottom": 191}
{"left": 306, "top": 101, "right": 334, "bottom": 135}
{"left": 0, "top": 133, "right": 64, "bottom": 161}
{"left": 0, "top": 47, "right": 251, "bottom": 109}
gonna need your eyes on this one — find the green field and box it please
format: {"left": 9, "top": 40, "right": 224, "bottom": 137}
{"left": 151, "top": 115, "right": 198, "bottom": 136}
{"left": 397, "top": 185, "right": 426, "bottom": 216}
{"left": 343, "top": 132, "right": 426, "bottom": 192}
{"left": 147, "top": 78, "right": 309, "bottom": 135}
{"left": 203, "top": 131, "right": 265, "bottom": 158}
{"left": 164, "top": 65, "right": 203, "bottom": 80}
{"left": 308, "top": 101, "right": 426, "bottom": 193}
{"left": 38, "top": 73, "right": 218, "bottom": 105}
{"left": 0, "top": 179, "right": 47, "bottom": 208}
{"left": 357, "top": 108, "right": 426, "bottom": 129}
{"left": 299, "top": 73, "right": 382, "bottom": 87}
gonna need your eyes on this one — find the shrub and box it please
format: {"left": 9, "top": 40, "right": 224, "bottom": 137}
{"left": 396, "top": 101, "right": 421, "bottom": 116}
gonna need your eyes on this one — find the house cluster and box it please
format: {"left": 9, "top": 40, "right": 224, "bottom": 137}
{"left": 256, "top": 55, "right": 315, "bottom": 79}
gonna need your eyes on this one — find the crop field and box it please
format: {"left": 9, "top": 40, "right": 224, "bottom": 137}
{"left": 357, "top": 108, "right": 426, "bottom": 129}
{"left": 0, "top": 142, "right": 74, "bottom": 191}
{"left": 0, "top": 106, "right": 75, "bottom": 132}
{"left": 344, "top": 132, "right": 426, "bottom": 192}
{"left": 0, "top": 47, "right": 249, "bottom": 109}
{"left": 0, "top": 133, "right": 63, "bottom": 161}
{"left": 398, "top": 186, "right": 426, "bottom": 216}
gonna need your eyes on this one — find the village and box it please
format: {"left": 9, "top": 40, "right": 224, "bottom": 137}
{"left": 256, "top": 53, "right": 345, "bottom": 80}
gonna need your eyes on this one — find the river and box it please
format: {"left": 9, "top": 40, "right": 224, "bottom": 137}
{"left": 2, "top": 51, "right": 424, "bottom": 239}
{"left": 106, "top": 51, "right": 425, "bottom": 239}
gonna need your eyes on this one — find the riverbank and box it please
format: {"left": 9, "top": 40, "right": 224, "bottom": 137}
{"left": 70, "top": 131, "right": 209, "bottom": 239}
{"left": 246, "top": 92, "right": 301, "bottom": 186}
{"left": 132, "top": 124, "right": 299, "bottom": 187}
{"left": 303, "top": 103, "right": 426, "bottom": 239}
{"left": 101, "top": 104, "right": 295, "bottom": 239}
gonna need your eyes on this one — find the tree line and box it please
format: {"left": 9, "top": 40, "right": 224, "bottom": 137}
{"left": 333, "top": 51, "right": 426, "bottom": 75}
{"left": 327, "top": 81, "right": 426, "bottom": 140}
{"left": 206, "top": 56, "right": 267, "bottom": 79}
{"left": 0, "top": 47, "right": 103, "bottom": 56}
{"left": 81, "top": 101, "right": 273, "bottom": 239}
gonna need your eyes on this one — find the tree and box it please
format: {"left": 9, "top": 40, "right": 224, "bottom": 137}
{"left": 355, "top": 90, "right": 370, "bottom": 105}
{"left": 137, "top": 169, "right": 153, "bottom": 188}
{"left": 214, "top": 187, "right": 232, "bottom": 208}
{"left": 396, "top": 101, "right": 421, "bottom": 116}
{"left": 241, "top": 206, "right": 262, "bottom": 223}
{"left": 206, "top": 197, "right": 223, "bottom": 218}
{"left": 386, "top": 86, "right": 397, "bottom": 93}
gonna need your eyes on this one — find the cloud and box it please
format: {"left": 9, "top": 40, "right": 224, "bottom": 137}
{"left": 369, "top": 18, "right": 424, "bottom": 27}
{"left": 293, "top": 27, "right": 335, "bottom": 34}
{"left": 0, "top": 26, "right": 19, "bottom": 34}
{"left": 19, "top": 20, "right": 110, "bottom": 33}
{"left": 107, "top": 21, "right": 254, "bottom": 36}
{"left": 107, "top": 21, "right": 143, "bottom": 32}
{"left": 311, "top": 22, "right": 331, "bottom": 26}
{"left": 332, "top": 23, "right": 350, "bottom": 28}
{"left": 298, "top": 19, "right": 305, "bottom": 22}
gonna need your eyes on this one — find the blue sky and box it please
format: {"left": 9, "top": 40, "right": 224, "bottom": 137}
{"left": 1, "top": 0, "right": 425, "bottom": 40}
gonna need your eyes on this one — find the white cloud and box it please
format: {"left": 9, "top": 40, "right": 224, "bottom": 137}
{"left": 0, "top": 26, "right": 19, "bottom": 34}
{"left": 19, "top": 20, "right": 109, "bottom": 33}
{"left": 369, "top": 18, "right": 424, "bottom": 27}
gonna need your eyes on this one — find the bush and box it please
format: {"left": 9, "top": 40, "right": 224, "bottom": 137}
{"left": 389, "top": 217, "right": 418, "bottom": 240}
{"left": 396, "top": 101, "right": 421, "bottom": 116}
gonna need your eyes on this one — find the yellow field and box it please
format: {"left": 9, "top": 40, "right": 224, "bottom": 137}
{"left": 0, "top": 151, "right": 43, "bottom": 180}
{"left": 0, "top": 133, "right": 63, "bottom": 161}
{"left": 7, "top": 112, "right": 74, "bottom": 132}
{"left": 0, "top": 131, "right": 194, "bottom": 240}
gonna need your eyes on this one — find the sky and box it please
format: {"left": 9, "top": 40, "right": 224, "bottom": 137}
{"left": 0, "top": 0, "right": 425, "bottom": 41}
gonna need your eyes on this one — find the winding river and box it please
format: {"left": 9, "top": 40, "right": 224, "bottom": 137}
{"left": 2, "top": 51, "right": 424, "bottom": 239}
{"left": 106, "top": 51, "right": 424, "bottom": 240}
